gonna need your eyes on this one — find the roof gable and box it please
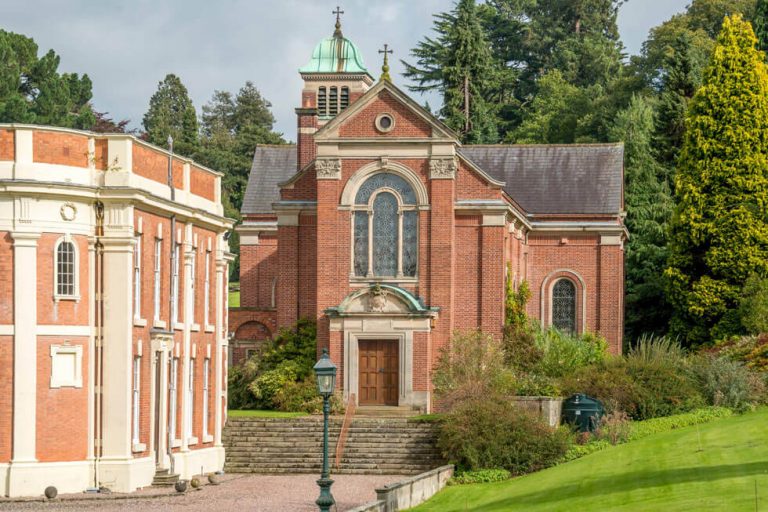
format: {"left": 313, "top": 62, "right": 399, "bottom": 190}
{"left": 314, "top": 80, "right": 457, "bottom": 140}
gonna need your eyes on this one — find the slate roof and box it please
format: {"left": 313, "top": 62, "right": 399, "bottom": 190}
{"left": 459, "top": 144, "right": 624, "bottom": 215}
{"left": 241, "top": 145, "right": 297, "bottom": 215}
{"left": 242, "top": 143, "right": 624, "bottom": 217}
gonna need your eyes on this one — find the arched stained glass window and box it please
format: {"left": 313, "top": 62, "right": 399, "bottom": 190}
{"left": 355, "top": 173, "right": 416, "bottom": 205}
{"left": 552, "top": 279, "right": 576, "bottom": 333}
{"left": 353, "top": 173, "right": 419, "bottom": 278}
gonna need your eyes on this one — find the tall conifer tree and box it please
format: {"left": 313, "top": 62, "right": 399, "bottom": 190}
{"left": 142, "top": 74, "right": 198, "bottom": 156}
{"left": 403, "top": 0, "right": 498, "bottom": 143}
{"left": 665, "top": 15, "right": 768, "bottom": 344}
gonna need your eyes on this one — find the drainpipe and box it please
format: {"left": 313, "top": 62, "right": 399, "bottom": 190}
{"left": 93, "top": 201, "right": 105, "bottom": 489}
{"left": 167, "top": 135, "right": 176, "bottom": 475}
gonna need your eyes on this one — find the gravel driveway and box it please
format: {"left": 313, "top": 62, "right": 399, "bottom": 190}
{"left": 0, "top": 473, "right": 405, "bottom": 512}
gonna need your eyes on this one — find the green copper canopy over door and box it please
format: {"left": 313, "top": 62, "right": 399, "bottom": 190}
{"left": 358, "top": 340, "right": 398, "bottom": 406}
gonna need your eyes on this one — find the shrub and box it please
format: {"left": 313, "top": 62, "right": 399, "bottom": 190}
{"left": 689, "top": 354, "right": 761, "bottom": 412}
{"left": 273, "top": 377, "right": 345, "bottom": 414}
{"left": 559, "top": 359, "right": 644, "bottom": 417}
{"left": 710, "top": 334, "right": 768, "bottom": 372}
{"left": 596, "top": 411, "right": 631, "bottom": 445}
{"left": 627, "top": 406, "right": 732, "bottom": 441}
{"left": 432, "top": 330, "right": 516, "bottom": 411}
{"left": 624, "top": 336, "right": 705, "bottom": 419}
{"left": 449, "top": 469, "right": 511, "bottom": 486}
{"left": 739, "top": 274, "right": 768, "bottom": 335}
{"left": 227, "top": 356, "right": 261, "bottom": 410}
{"left": 503, "top": 323, "right": 542, "bottom": 373}
{"left": 227, "top": 319, "right": 318, "bottom": 410}
{"left": 438, "top": 396, "right": 572, "bottom": 475}
{"left": 533, "top": 327, "right": 607, "bottom": 378}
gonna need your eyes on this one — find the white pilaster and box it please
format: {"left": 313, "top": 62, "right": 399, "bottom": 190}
{"left": 10, "top": 232, "right": 40, "bottom": 463}
{"left": 180, "top": 224, "right": 194, "bottom": 452}
{"left": 99, "top": 235, "right": 135, "bottom": 461}
{"left": 213, "top": 258, "right": 225, "bottom": 446}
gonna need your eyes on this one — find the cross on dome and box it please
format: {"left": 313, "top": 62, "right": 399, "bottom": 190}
{"left": 333, "top": 6, "right": 344, "bottom": 37}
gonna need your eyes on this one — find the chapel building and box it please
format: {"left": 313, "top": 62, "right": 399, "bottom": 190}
{"left": 233, "top": 19, "right": 627, "bottom": 413}
{"left": 0, "top": 125, "right": 233, "bottom": 497}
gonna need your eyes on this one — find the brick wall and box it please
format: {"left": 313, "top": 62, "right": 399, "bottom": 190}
{"left": 455, "top": 216, "right": 481, "bottom": 328}
{"left": 0, "top": 335, "right": 11, "bottom": 462}
{"left": 0, "top": 232, "right": 13, "bottom": 324}
{"left": 0, "top": 129, "right": 14, "bottom": 161}
{"left": 132, "top": 143, "right": 184, "bottom": 189}
{"left": 33, "top": 131, "right": 89, "bottom": 168}
{"left": 339, "top": 91, "right": 431, "bottom": 138}
{"left": 37, "top": 233, "right": 90, "bottom": 325}
{"left": 455, "top": 161, "right": 502, "bottom": 200}
{"left": 239, "top": 234, "right": 278, "bottom": 309}
{"left": 526, "top": 233, "right": 623, "bottom": 353}
{"left": 229, "top": 309, "right": 277, "bottom": 365}
{"left": 190, "top": 165, "right": 216, "bottom": 201}
{"left": 36, "top": 336, "right": 89, "bottom": 462}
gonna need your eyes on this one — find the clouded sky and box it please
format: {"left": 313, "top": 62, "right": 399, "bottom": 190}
{"left": 0, "top": 0, "right": 689, "bottom": 141}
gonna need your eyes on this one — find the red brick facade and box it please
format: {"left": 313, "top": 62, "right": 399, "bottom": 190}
{"left": 235, "top": 71, "right": 625, "bottom": 412}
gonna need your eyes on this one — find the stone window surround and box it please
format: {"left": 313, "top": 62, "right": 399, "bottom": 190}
{"left": 53, "top": 234, "right": 80, "bottom": 302}
{"left": 340, "top": 162, "right": 430, "bottom": 284}
{"left": 540, "top": 268, "right": 587, "bottom": 335}
{"left": 49, "top": 343, "right": 83, "bottom": 388}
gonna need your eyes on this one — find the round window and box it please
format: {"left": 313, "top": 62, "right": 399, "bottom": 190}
{"left": 375, "top": 113, "right": 395, "bottom": 133}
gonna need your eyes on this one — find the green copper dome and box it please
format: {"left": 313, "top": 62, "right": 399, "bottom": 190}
{"left": 299, "top": 31, "right": 369, "bottom": 75}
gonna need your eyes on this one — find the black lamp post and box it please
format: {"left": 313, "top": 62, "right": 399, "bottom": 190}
{"left": 314, "top": 348, "right": 337, "bottom": 512}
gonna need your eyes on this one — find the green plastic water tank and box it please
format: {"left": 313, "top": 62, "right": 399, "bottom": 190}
{"left": 562, "top": 393, "right": 604, "bottom": 433}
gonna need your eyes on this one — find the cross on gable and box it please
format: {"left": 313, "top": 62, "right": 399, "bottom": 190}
{"left": 379, "top": 44, "right": 393, "bottom": 82}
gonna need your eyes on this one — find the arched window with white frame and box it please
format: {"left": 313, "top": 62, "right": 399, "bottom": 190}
{"left": 54, "top": 236, "right": 78, "bottom": 299}
{"left": 352, "top": 173, "right": 418, "bottom": 278}
{"left": 551, "top": 278, "right": 577, "bottom": 334}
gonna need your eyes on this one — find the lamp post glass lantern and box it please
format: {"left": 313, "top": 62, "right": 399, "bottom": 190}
{"left": 314, "top": 348, "right": 337, "bottom": 512}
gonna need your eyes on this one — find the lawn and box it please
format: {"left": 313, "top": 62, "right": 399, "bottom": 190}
{"left": 228, "top": 409, "right": 309, "bottom": 418}
{"left": 411, "top": 408, "right": 768, "bottom": 511}
{"left": 229, "top": 290, "right": 240, "bottom": 308}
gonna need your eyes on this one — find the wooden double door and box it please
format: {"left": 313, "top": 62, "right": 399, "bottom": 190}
{"left": 358, "top": 340, "right": 399, "bottom": 406}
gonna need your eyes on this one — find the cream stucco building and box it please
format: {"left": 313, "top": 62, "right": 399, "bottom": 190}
{"left": 0, "top": 124, "right": 233, "bottom": 497}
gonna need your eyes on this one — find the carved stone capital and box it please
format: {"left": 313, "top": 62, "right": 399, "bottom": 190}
{"left": 429, "top": 157, "right": 457, "bottom": 179}
{"left": 315, "top": 158, "right": 341, "bottom": 180}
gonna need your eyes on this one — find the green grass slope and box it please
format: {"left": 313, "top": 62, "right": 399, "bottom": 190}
{"left": 412, "top": 408, "right": 768, "bottom": 512}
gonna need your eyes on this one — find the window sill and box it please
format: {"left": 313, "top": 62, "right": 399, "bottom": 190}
{"left": 191, "top": 324, "right": 201, "bottom": 332}
{"left": 133, "top": 317, "right": 147, "bottom": 327}
{"left": 132, "top": 442, "right": 146, "bottom": 453}
{"left": 171, "top": 438, "right": 182, "bottom": 448}
{"left": 349, "top": 276, "right": 418, "bottom": 285}
{"left": 174, "top": 322, "right": 184, "bottom": 331}
{"left": 204, "top": 325, "right": 215, "bottom": 333}
{"left": 202, "top": 434, "right": 214, "bottom": 444}
{"left": 153, "top": 319, "right": 167, "bottom": 329}
{"left": 54, "top": 294, "right": 80, "bottom": 302}
{"left": 187, "top": 436, "right": 198, "bottom": 446}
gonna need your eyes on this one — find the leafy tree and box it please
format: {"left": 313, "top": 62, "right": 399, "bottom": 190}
{"left": 402, "top": 0, "right": 499, "bottom": 143}
{"left": 739, "top": 274, "right": 768, "bottom": 335}
{"left": 665, "top": 15, "right": 768, "bottom": 345}
{"left": 195, "top": 81, "right": 285, "bottom": 279}
{"left": 654, "top": 33, "right": 706, "bottom": 169}
{"left": 90, "top": 110, "right": 131, "bottom": 133}
{"left": 0, "top": 29, "right": 94, "bottom": 128}
{"left": 142, "top": 74, "right": 198, "bottom": 156}
{"left": 609, "top": 95, "right": 674, "bottom": 342}
{"left": 756, "top": 0, "right": 768, "bottom": 55}
{"left": 511, "top": 70, "right": 600, "bottom": 143}
{"left": 528, "top": 0, "right": 624, "bottom": 88}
